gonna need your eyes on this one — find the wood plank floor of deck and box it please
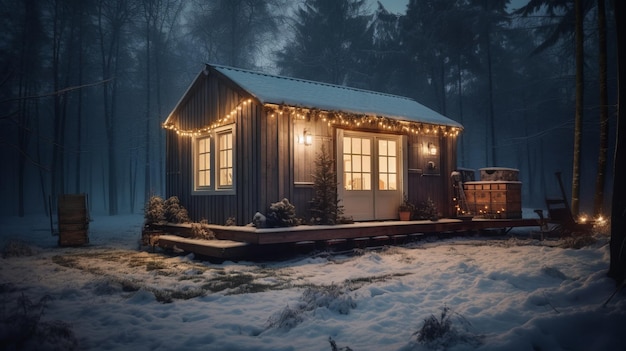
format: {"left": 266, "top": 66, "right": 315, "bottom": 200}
{"left": 156, "top": 235, "right": 251, "bottom": 259}
{"left": 153, "top": 218, "right": 541, "bottom": 261}
{"left": 206, "top": 218, "right": 540, "bottom": 245}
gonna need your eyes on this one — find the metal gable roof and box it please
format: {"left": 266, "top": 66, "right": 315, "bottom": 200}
{"left": 211, "top": 64, "right": 463, "bottom": 129}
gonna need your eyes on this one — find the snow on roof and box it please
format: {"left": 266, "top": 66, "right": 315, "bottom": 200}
{"left": 211, "top": 64, "right": 462, "bottom": 128}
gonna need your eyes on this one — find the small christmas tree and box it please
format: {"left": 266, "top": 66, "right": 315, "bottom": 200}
{"left": 309, "top": 144, "right": 346, "bottom": 225}
{"left": 415, "top": 198, "right": 438, "bottom": 220}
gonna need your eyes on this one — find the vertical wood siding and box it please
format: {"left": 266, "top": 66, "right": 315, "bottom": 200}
{"left": 406, "top": 133, "right": 458, "bottom": 217}
{"left": 166, "top": 67, "right": 459, "bottom": 224}
{"left": 291, "top": 118, "right": 334, "bottom": 222}
{"left": 165, "top": 69, "right": 261, "bottom": 225}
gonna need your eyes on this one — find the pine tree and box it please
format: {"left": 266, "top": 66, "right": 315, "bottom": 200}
{"left": 310, "top": 145, "right": 345, "bottom": 225}
{"left": 277, "top": 0, "right": 371, "bottom": 86}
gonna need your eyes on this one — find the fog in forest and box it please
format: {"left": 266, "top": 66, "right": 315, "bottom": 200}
{"left": 0, "top": 0, "right": 617, "bottom": 217}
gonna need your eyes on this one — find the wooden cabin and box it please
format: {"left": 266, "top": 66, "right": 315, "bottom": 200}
{"left": 163, "top": 64, "right": 463, "bottom": 225}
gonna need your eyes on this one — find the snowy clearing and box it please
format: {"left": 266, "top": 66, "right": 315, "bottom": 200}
{"left": 1, "top": 214, "right": 625, "bottom": 351}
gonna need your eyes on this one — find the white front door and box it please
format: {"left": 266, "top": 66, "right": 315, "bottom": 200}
{"left": 338, "top": 130, "right": 405, "bottom": 221}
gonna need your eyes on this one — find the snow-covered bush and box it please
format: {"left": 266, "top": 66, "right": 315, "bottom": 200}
{"left": 0, "top": 294, "right": 77, "bottom": 350}
{"left": 328, "top": 337, "right": 353, "bottom": 351}
{"left": 301, "top": 284, "right": 355, "bottom": 315}
{"left": 190, "top": 220, "right": 215, "bottom": 240}
{"left": 2, "top": 240, "right": 33, "bottom": 258}
{"left": 164, "top": 196, "right": 190, "bottom": 223}
{"left": 413, "top": 305, "right": 482, "bottom": 349}
{"left": 415, "top": 306, "right": 452, "bottom": 343}
{"left": 560, "top": 235, "right": 597, "bottom": 249}
{"left": 224, "top": 217, "right": 236, "bottom": 226}
{"left": 144, "top": 195, "right": 165, "bottom": 225}
{"left": 266, "top": 283, "right": 356, "bottom": 331}
{"left": 266, "top": 304, "right": 303, "bottom": 330}
{"left": 251, "top": 212, "right": 267, "bottom": 227}
{"left": 265, "top": 198, "right": 300, "bottom": 227}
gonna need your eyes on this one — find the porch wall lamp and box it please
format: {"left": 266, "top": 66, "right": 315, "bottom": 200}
{"left": 298, "top": 129, "right": 313, "bottom": 146}
{"left": 428, "top": 142, "right": 437, "bottom": 156}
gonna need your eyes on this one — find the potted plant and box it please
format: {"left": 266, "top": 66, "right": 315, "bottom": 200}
{"left": 398, "top": 194, "right": 415, "bottom": 221}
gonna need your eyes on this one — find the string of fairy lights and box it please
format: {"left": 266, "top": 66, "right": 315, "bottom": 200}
{"left": 162, "top": 99, "right": 462, "bottom": 138}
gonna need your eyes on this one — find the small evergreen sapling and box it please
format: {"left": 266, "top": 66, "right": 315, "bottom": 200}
{"left": 415, "top": 198, "right": 438, "bottom": 220}
{"left": 309, "top": 145, "right": 347, "bottom": 225}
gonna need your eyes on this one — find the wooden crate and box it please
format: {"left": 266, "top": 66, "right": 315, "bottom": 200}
{"left": 58, "top": 194, "right": 89, "bottom": 246}
{"left": 464, "top": 181, "right": 522, "bottom": 219}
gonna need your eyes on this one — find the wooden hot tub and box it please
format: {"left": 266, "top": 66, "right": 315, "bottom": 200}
{"left": 463, "top": 168, "right": 522, "bottom": 219}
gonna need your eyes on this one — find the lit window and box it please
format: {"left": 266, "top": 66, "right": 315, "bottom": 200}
{"left": 197, "top": 136, "right": 211, "bottom": 187}
{"left": 378, "top": 139, "right": 397, "bottom": 190}
{"left": 192, "top": 126, "right": 235, "bottom": 194}
{"left": 217, "top": 131, "right": 233, "bottom": 188}
{"left": 343, "top": 136, "right": 371, "bottom": 190}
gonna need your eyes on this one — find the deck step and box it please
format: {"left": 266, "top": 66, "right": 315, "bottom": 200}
{"left": 352, "top": 237, "right": 370, "bottom": 248}
{"left": 408, "top": 233, "right": 425, "bottom": 242}
{"left": 326, "top": 238, "right": 347, "bottom": 245}
{"left": 391, "top": 234, "right": 408, "bottom": 244}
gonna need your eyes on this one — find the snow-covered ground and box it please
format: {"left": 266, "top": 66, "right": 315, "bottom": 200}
{"left": 1, "top": 213, "right": 625, "bottom": 351}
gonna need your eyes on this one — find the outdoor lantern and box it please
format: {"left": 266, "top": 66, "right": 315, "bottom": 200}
{"left": 428, "top": 142, "right": 437, "bottom": 156}
{"left": 298, "top": 130, "right": 313, "bottom": 145}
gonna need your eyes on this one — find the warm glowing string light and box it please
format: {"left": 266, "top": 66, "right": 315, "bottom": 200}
{"left": 164, "top": 101, "right": 462, "bottom": 138}
{"left": 162, "top": 98, "right": 252, "bottom": 136}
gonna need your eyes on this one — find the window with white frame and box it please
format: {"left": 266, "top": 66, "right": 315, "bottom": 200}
{"left": 192, "top": 126, "right": 234, "bottom": 194}
{"left": 378, "top": 139, "right": 397, "bottom": 190}
{"left": 217, "top": 130, "right": 233, "bottom": 188}
{"left": 197, "top": 136, "right": 211, "bottom": 188}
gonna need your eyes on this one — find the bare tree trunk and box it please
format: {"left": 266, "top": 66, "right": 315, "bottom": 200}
{"left": 130, "top": 153, "right": 137, "bottom": 213}
{"left": 17, "top": 43, "right": 29, "bottom": 218}
{"left": 16, "top": 0, "right": 42, "bottom": 216}
{"left": 51, "top": 0, "right": 65, "bottom": 201}
{"left": 75, "top": 1, "right": 85, "bottom": 194}
{"left": 608, "top": 0, "right": 626, "bottom": 283}
{"left": 143, "top": 1, "right": 152, "bottom": 207}
{"left": 571, "top": 0, "right": 584, "bottom": 216}
{"left": 17, "top": 83, "right": 28, "bottom": 217}
{"left": 439, "top": 61, "right": 446, "bottom": 116}
{"left": 594, "top": 0, "right": 609, "bottom": 216}
{"left": 155, "top": 30, "right": 163, "bottom": 198}
{"left": 153, "top": 0, "right": 183, "bottom": 198}
{"left": 457, "top": 57, "right": 465, "bottom": 166}
{"left": 97, "top": 0, "right": 132, "bottom": 215}
{"left": 108, "top": 37, "right": 121, "bottom": 216}
{"left": 486, "top": 34, "right": 497, "bottom": 167}
{"left": 523, "top": 94, "right": 533, "bottom": 201}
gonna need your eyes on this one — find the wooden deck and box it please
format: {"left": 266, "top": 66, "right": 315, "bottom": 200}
{"left": 151, "top": 217, "right": 541, "bottom": 261}
{"left": 206, "top": 218, "right": 539, "bottom": 244}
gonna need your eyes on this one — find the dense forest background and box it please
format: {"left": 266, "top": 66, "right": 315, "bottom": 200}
{"left": 0, "top": 0, "right": 618, "bottom": 217}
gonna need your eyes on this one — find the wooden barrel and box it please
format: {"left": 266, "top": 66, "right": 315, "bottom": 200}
{"left": 58, "top": 194, "right": 89, "bottom": 246}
